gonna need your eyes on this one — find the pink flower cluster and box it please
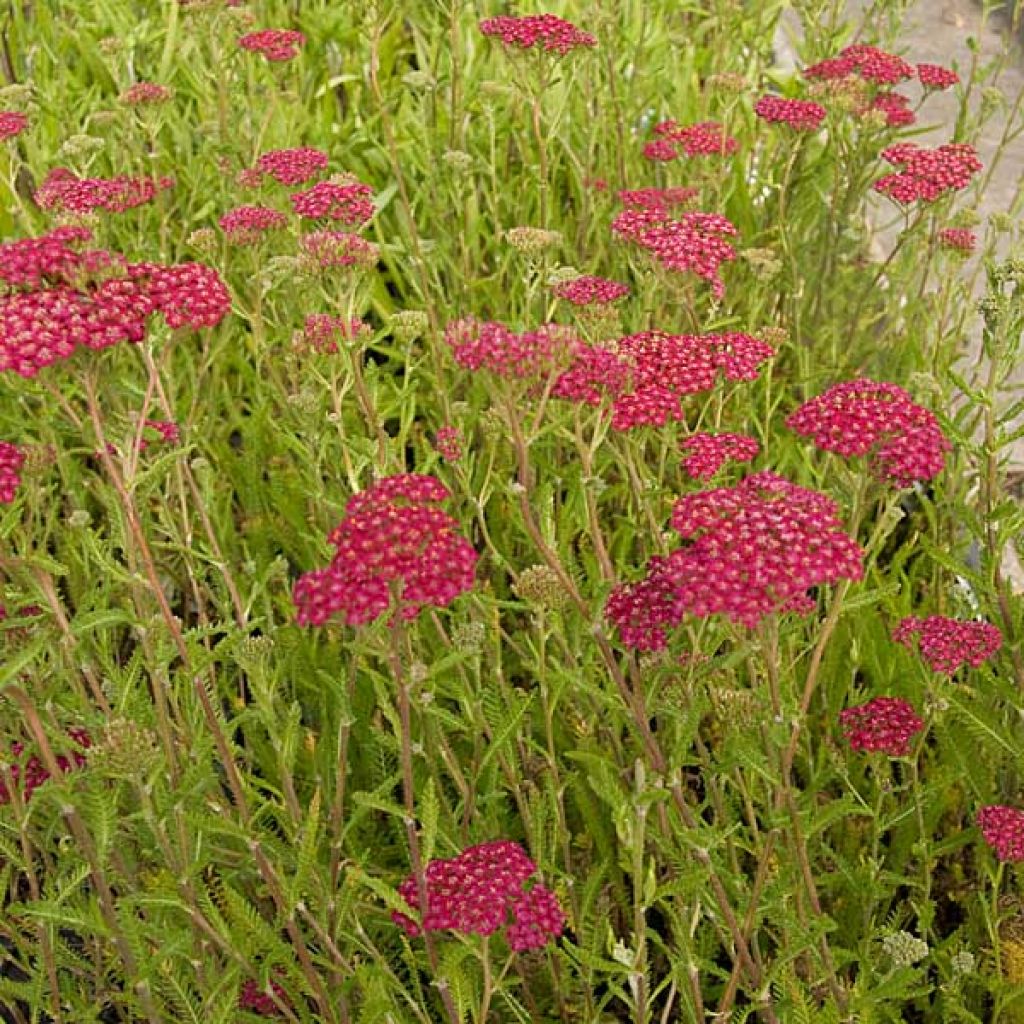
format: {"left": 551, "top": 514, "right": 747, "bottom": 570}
{"left": 299, "top": 313, "right": 369, "bottom": 353}
{"left": 238, "top": 975, "right": 290, "bottom": 1017}
{"left": 606, "top": 472, "right": 864, "bottom": 647}
{"left": 255, "top": 147, "right": 329, "bottom": 186}
{"left": 0, "top": 228, "right": 231, "bottom": 378}
{"left": 392, "top": 840, "right": 566, "bottom": 952}
{"left": 644, "top": 120, "right": 738, "bottom": 160}
{"left": 290, "top": 180, "right": 375, "bottom": 226}
{"left": 445, "top": 318, "right": 576, "bottom": 380}
{"left": 0, "top": 441, "right": 25, "bottom": 503}
{"left": 804, "top": 44, "right": 915, "bottom": 85}
{"left": 977, "top": 805, "right": 1024, "bottom": 862}
{"left": 238, "top": 29, "right": 305, "bottom": 62}
{"left": 893, "top": 615, "right": 1002, "bottom": 675}
{"left": 786, "top": 379, "right": 950, "bottom": 486}
{"left": 0, "top": 727, "right": 91, "bottom": 804}
{"left": 0, "top": 111, "right": 27, "bottom": 140}
{"left": 35, "top": 168, "right": 174, "bottom": 214}
{"left": 218, "top": 204, "right": 288, "bottom": 245}
{"left": 753, "top": 96, "right": 827, "bottom": 131}
{"left": 119, "top": 82, "right": 174, "bottom": 106}
{"left": 612, "top": 207, "right": 737, "bottom": 299}
{"left": 140, "top": 419, "right": 180, "bottom": 450}
{"left": 938, "top": 227, "right": 976, "bottom": 253}
{"left": 917, "top": 63, "right": 960, "bottom": 90}
{"left": 479, "top": 14, "right": 597, "bottom": 56}
{"left": 874, "top": 142, "right": 982, "bottom": 204}
{"left": 299, "top": 230, "right": 379, "bottom": 271}
{"left": 433, "top": 426, "right": 463, "bottom": 462}
{"left": 680, "top": 432, "right": 759, "bottom": 480}
{"left": 869, "top": 91, "right": 914, "bottom": 127}
{"left": 840, "top": 697, "right": 923, "bottom": 757}
{"left": 552, "top": 275, "right": 629, "bottom": 306}
{"left": 618, "top": 186, "right": 699, "bottom": 211}
{"left": 292, "top": 474, "right": 478, "bottom": 627}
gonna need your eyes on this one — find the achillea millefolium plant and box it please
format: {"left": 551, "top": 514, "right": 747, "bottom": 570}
{"left": 2, "top": 1, "right": 1024, "bottom": 1021}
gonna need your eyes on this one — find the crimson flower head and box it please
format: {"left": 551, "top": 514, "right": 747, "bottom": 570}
{"left": 119, "top": 82, "right": 174, "bottom": 106}
{"left": 917, "top": 63, "right": 959, "bottom": 90}
{"left": 256, "top": 147, "right": 329, "bottom": 186}
{"left": 786, "top": 379, "right": 950, "bottom": 486}
{"left": 238, "top": 974, "right": 290, "bottom": 1017}
{"left": 479, "top": 14, "right": 596, "bottom": 56}
{"left": 298, "top": 230, "right": 379, "bottom": 272}
{"left": 977, "top": 805, "right": 1024, "bottom": 863}
{"left": 0, "top": 111, "right": 27, "bottom": 140}
{"left": 218, "top": 204, "right": 287, "bottom": 245}
{"left": 893, "top": 615, "right": 1002, "bottom": 675}
{"left": 393, "top": 840, "right": 566, "bottom": 952}
{"left": 552, "top": 275, "right": 629, "bottom": 306}
{"left": 680, "top": 432, "right": 759, "bottom": 481}
{"left": 35, "top": 168, "right": 174, "bottom": 214}
{"left": 938, "top": 227, "right": 975, "bottom": 253}
{"left": 753, "top": 95, "right": 827, "bottom": 131}
{"left": 238, "top": 29, "right": 305, "bottom": 62}
{"left": 0, "top": 727, "right": 91, "bottom": 805}
{"left": 0, "top": 441, "right": 25, "bottom": 503}
{"left": 869, "top": 92, "right": 915, "bottom": 127}
{"left": 874, "top": 142, "right": 981, "bottom": 204}
{"left": 290, "top": 180, "right": 374, "bottom": 226}
{"left": 647, "top": 119, "right": 738, "bottom": 159}
{"left": 606, "top": 472, "right": 864, "bottom": 647}
{"left": 293, "top": 474, "right": 478, "bottom": 627}
{"left": 445, "top": 318, "right": 577, "bottom": 380}
{"left": 804, "top": 44, "right": 915, "bottom": 85}
{"left": 612, "top": 208, "right": 737, "bottom": 299}
{"left": 840, "top": 697, "right": 923, "bottom": 757}
{"left": 618, "top": 186, "right": 699, "bottom": 211}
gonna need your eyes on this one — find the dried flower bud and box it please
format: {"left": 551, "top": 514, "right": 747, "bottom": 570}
{"left": 756, "top": 325, "right": 789, "bottom": 349}
{"left": 881, "top": 931, "right": 928, "bottom": 968}
{"left": 390, "top": 310, "right": 430, "bottom": 343}
{"left": 187, "top": 227, "right": 218, "bottom": 254}
{"left": 402, "top": 70, "right": 436, "bottom": 90}
{"left": 506, "top": 226, "right": 563, "bottom": 254}
{"left": 442, "top": 149, "right": 473, "bottom": 173}
{"left": 513, "top": 565, "right": 569, "bottom": 611}
{"left": 89, "top": 717, "right": 160, "bottom": 778}
{"left": 58, "top": 134, "right": 105, "bottom": 159}
{"left": 704, "top": 72, "right": 746, "bottom": 94}
{"left": 950, "top": 950, "right": 975, "bottom": 976}
{"left": 451, "top": 620, "right": 486, "bottom": 652}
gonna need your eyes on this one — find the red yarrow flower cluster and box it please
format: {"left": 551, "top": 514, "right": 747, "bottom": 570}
{"left": 238, "top": 29, "right": 305, "bottom": 62}
{"left": 840, "top": 697, "right": 924, "bottom": 757}
{"left": 680, "top": 432, "right": 759, "bottom": 480}
{"left": 612, "top": 207, "right": 737, "bottom": 299}
{"left": 434, "top": 426, "right": 463, "bottom": 462}
{"left": 35, "top": 168, "right": 174, "bottom": 214}
{"left": 292, "top": 474, "right": 478, "bottom": 627}
{"left": 0, "top": 229, "right": 230, "bottom": 377}
{"left": 606, "top": 472, "right": 864, "bottom": 647}
{"left": 299, "top": 230, "right": 379, "bottom": 271}
{"left": 299, "top": 313, "right": 370, "bottom": 353}
{"left": 255, "top": 147, "right": 329, "bottom": 186}
{"left": 917, "top": 63, "right": 960, "bottom": 90}
{"left": 218, "top": 204, "right": 288, "bottom": 245}
{"left": 0, "top": 441, "right": 25, "bottom": 503}
{"left": 140, "top": 420, "right": 180, "bottom": 450}
{"left": 290, "top": 180, "right": 374, "bottom": 226}
{"left": 393, "top": 840, "right": 566, "bottom": 952}
{"left": 893, "top": 615, "right": 1002, "bottom": 675}
{"left": 445, "top": 318, "right": 577, "bottom": 380}
{"left": 618, "top": 186, "right": 699, "bottom": 211}
{"left": 645, "top": 120, "right": 739, "bottom": 160}
{"left": 238, "top": 975, "right": 290, "bottom": 1017}
{"left": 786, "top": 379, "right": 950, "bottom": 486}
{"left": 804, "top": 44, "right": 915, "bottom": 85}
{"left": 479, "top": 14, "right": 596, "bottom": 56}
{"left": 868, "top": 92, "right": 915, "bottom": 127}
{"left": 753, "top": 95, "right": 827, "bottom": 131}
{"left": 977, "top": 806, "right": 1024, "bottom": 863}
{"left": 0, "top": 111, "right": 28, "bottom": 140}
{"left": 874, "top": 142, "right": 982, "bottom": 204}
{"left": 552, "top": 275, "right": 629, "bottom": 306}
{"left": 0, "top": 727, "right": 91, "bottom": 804}
{"left": 119, "top": 82, "right": 174, "bottom": 106}
{"left": 938, "top": 227, "right": 976, "bottom": 253}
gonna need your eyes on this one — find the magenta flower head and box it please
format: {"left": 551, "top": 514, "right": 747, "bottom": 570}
{"left": 479, "top": 14, "right": 596, "bottom": 57}
{"left": 35, "top": 168, "right": 174, "bottom": 214}
{"left": 0, "top": 441, "right": 26, "bottom": 503}
{"left": 444, "top": 318, "right": 577, "bottom": 381}
{"left": 392, "top": 840, "right": 566, "bottom": 952}
{"left": 290, "top": 180, "right": 374, "bottom": 226}
{"left": 0, "top": 111, "right": 28, "bottom": 140}
{"left": 753, "top": 96, "right": 827, "bottom": 131}
{"left": 119, "top": 82, "right": 174, "bottom": 106}
{"left": 218, "top": 204, "right": 288, "bottom": 245}
{"left": 840, "top": 696, "right": 923, "bottom": 757}
{"left": 0, "top": 727, "right": 91, "bottom": 805}
{"left": 917, "top": 63, "right": 959, "bottom": 90}
{"left": 874, "top": 142, "right": 981, "bottom": 204}
{"left": 938, "top": 227, "right": 975, "bottom": 253}
{"left": 804, "top": 44, "right": 915, "bottom": 85}
{"left": 786, "top": 379, "right": 950, "bottom": 486}
{"left": 893, "top": 615, "right": 1002, "bottom": 676}
{"left": 256, "top": 147, "right": 329, "bottom": 186}
{"left": 552, "top": 275, "right": 629, "bottom": 306}
{"left": 293, "top": 474, "right": 478, "bottom": 627}
{"left": 606, "top": 472, "right": 864, "bottom": 648}
{"left": 238, "top": 29, "right": 305, "bottom": 62}
{"left": 680, "top": 432, "right": 759, "bottom": 481}
{"left": 977, "top": 805, "right": 1024, "bottom": 863}
{"left": 647, "top": 119, "right": 738, "bottom": 159}
{"left": 298, "top": 230, "right": 380, "bottom": 272}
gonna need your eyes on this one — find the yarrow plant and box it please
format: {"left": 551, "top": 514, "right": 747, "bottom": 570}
{"left": 34, "top": 168, "right": 175, "bottom": 214}
{"left": 679, "top": 431, "right": 759, "bottom": 480}
{"left": 0, "top": 728, "right": 91, "bottom": 804}
{"left": 255, "top": 147, "right": 329, "bottom": 186}
{"left": 478, "top": 14, "right": 596, "bottom": 57}
{"left": 840, "top": 696, "right": 924, "bottom": 757}
{"left": 238, "top": 29, "right": 305, "bottom": 62}
{"left": 976, "top": 806, "right": 1024, "bottom": 863}
{"left": 874, "top": 142, "right": 982, "bottom": 204}
{"left": 892, "top": 615, "right": 1003, "bottom": 675}
{"left": 0, "top": 440, "right": 25, "bottom": 502}
{"left": 0, "top": 110, "right": 27, "bottom": 140}
{"left": 753, "top": 95, "right": 828, "bottom": 131}
{"left": 643, "top": 119, "right": 739, "bottom": 160}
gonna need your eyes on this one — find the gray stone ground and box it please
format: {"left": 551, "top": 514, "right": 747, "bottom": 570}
{"left": 776, "top": 0, "right": 1024, "bottom": 587}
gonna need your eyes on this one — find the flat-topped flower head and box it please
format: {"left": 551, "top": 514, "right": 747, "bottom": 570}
{"left": 0, "top": 727, "right": 92, "bottom": 804}
{"left": 804, "top": 44, "right": 915, "bottom": 85}
{"left": 393, "top": 840, "right": 565, "bottom": 951}
{"left": 680, "top": 432, "right": 759, "bottom": 480}
{"left": 218, "top": 204, "right": 287, "bottom": 245}
{"left": 618, "top": 186, "right": 699, "bottom": 211}
{"left": 298, "top": 230, "right": 379, "bottom": 272}
{"left": 754, "top": 95, "right": 827, "bottom": 131}
{"left": 938, "top": 227, "right": 976, "bottom": 253}
{"left": 119, "top": 82, "right": 174, "bottom": 106}
{"left": 256, "top": 147, "right": 329, "bottom": 186}
{"left": 874, "top": 142, "right": 982, "bottom": 204}
{"left": 479, "top": 14, "right": 596, "bottom": 56}
{"left": 290, "top": 179, "right": 374, "bottom": 225}
{"left": 841, "top": 696, "right": 923, "bottom": 757}
{"left": 35, "top": 169, "right": 174, "bottom": 214}
{"left": 607, "top": 472, "right": 864, "bottom": 647}
{"left": 786, "top": 379, "right": 950, "bottom": 486}
{"left": 0, "top": 111, "right": 27, "bottom": 140}
{"left": 293, "top": 474, "right": 478, "bottom": 627}
{"left": 893, "top": 615, "right": 1002, "bottom": 675}
{"left": 646, "top": 119, "right": 739, "bottom": 160}
{"left": 977, "top": 805, "right": 1024, "bottom": 862}
{"left": 0, "top": 441, "right": 25, "bottom": 503}
{"left": 445, "top": 318, "right": 577, "bottom": 381}
{"left": 917, "top": 63, "right": 959, "bottom": 90}
{"left": 238, "top": 29, "right": 305, "bottom": 62}
{"left": 552, "top": 275, "right": 629, "bottom": 306}
{"left": 869, "top": 92, "right": 915, "bottom": 127}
